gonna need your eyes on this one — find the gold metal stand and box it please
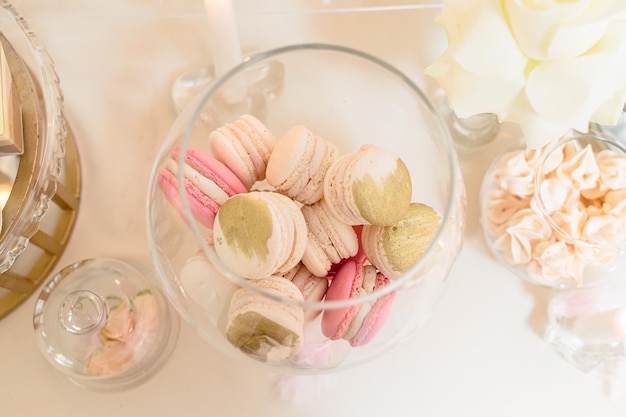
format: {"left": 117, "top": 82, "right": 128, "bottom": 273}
{"left": 0, "top": 33, "right": 81, "bottom": 319}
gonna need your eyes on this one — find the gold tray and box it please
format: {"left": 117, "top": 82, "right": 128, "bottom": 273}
{"left": 0, "top": 30, "right": 81, "bottom": 318}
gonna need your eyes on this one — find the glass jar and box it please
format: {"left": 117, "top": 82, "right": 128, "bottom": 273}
{"left": 32, "top": 258, "right": 179, "bottom": 391}
{"left": 480, "top": 133, "right": 626, "bottom": 289}
{"left": 147, "top": 43, "right": 466, "bottom": 374}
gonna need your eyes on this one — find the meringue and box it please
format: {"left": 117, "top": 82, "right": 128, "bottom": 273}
{"left": 597, "top": 149, "right": 626, "bottom": 191}
{"left": 491, "top": 150, "right": 534, "bottom": 198}
{"left": 491, "top": 208, "right": 552, "bottom": 265}
{"left": 555, "top": 145, "right": 600, "bottom": 191}
{"left": 527, "top": 240, "right": 585, "bottom": 286}
{"left": 483, "top": 188, "right": 529, "bottom": 237}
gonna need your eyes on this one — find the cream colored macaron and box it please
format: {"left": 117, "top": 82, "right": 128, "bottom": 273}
{"left": 213, "top": 191, "right": 307, "bottom": 279}
{"left": 209, "top": 114, "right": 276, "bottom": 189}
{"left": 266, "top": 125, "right": 339, "bottom": 205}
{"left": 323, "top": 144, "right": 412, "bottom": 226}
{"left": 300, "top": 199, "right": 359, "bottom": 277}
{"left": 226, "top": 276, "right": 305, "bottom": 363}
{"left": 282, "top": 262, "right": 329, "bottom": 321}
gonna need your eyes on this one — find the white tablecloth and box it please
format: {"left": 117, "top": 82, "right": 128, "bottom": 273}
{"left": 1, "top": 2, "right": 625, "bottom": 416}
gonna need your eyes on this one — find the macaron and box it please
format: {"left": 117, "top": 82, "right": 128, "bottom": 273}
{"left": 361, "top": 202, "right": 441, "bottom": 278}
{"left": 323, "top": 144, "right": 412, "bottom": 226}
{"left": 158, "top": 145, "right": 247, "bottom": 229}
{"left": 266, "top": 125, "right": 339, "bottom": 204}
{"left": 321, "top": 260, "right": 396, "bottom": 347}
{"left": 327, "top": 224, "right": 367, "bottom": 278}
{"left": 213, "top": 191, "right": 308, "bottom": 279}
{"left": 209, "top": 114, "right": 276, "bottom": 189}
{"left": 225, "top": 276, "right": 305, "bottom": 363}
{"left": 282, "top": 263, "right": 329, "bottom": 320}
{"left": 300, "top": 199, "right": 359, "bottom": 277}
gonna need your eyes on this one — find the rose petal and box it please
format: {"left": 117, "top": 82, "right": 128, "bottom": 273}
{"left": 450, "top": 2, "right": 527, "bottom": 78}
{"left": 425, "top": 57, "right": 525, "bottom": 117}
{"left": 504, "top": 97, "right": 571, "bottom": 148}
{"left": 525, "top": 23, "right": 626, "bottom": 130}
{"left": 504, "top": 0, "right": 626, "bottom": 59}
{"left": 425, "top": 0, "right": 626, "bottom": 148}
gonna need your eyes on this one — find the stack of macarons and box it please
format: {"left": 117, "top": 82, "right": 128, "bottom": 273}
{"left": 159, "top": 114, "right": 442, "bottom": 364}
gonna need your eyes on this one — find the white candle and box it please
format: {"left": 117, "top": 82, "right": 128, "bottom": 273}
{"left": 203, "top": 0, "right": 246, "bottom": 103}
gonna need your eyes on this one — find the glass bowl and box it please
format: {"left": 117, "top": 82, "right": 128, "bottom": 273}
{"left": 480, "top": 133, "right": 626, "bottom": 289}
{"left": 32, "top": 258, "right": 179, "bottom": 391}
{"left": 147, "top": 43, "right": 466, "bottom": 374}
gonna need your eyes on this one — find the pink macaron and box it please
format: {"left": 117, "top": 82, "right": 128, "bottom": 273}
{"left": 158, "top": 145, "right": 247, "bottom": 229}
{"left": 209, "top": 114, "right": 276, "bottom": 190}
{"left": 321, "top": 259, "right": 396, "bottom": 347}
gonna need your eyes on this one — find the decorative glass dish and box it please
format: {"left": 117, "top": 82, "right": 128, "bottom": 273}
{"left": 480, "top": 133, "right": 626, "bottom": 289}
{"left": 147, "top": 43, "right": 465, "bottom": 374}
{"left": 0, "top": 1, "right": 81, "bottom": 318}
{"left": 32, "top": 258, "right": 179, "bottom": 391}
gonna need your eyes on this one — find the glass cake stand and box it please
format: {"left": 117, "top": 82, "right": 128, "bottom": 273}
{"left": 0, "top": 1, "right": 81, "bottom": 319}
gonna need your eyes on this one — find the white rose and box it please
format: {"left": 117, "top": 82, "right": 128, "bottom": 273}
{"left": 425, "top": 0, "right": 626, "bottom": 148}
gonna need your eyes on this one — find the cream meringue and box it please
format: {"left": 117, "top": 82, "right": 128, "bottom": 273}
{"left": 555, "top": 145, "right": 600, "bottom": 191}
{"left": 491, "top": 150, "right": 534, "bottom": 198}
{"left": 604, "top": 190, "right": 626, "bottom": 219}
{"left": 547, "top": 202, "right": 587, "bottom": 241}
{"left": 527, "top": 240, "right": 585, "bottom": 286}
{"left": 492, "top": 208, "right": 552, "bottom": 265}
{"left": 483, "top": 188, "right": 530, "bottom": 237}
{"left": 536, "top": 177, "right": 574, "bottom": 214}
{"left": 525, "top": 141, "right": 563, "bottom": 174}
{"left": 582, "top": 215, "right": 625, "bottom": 247}
{"left": 596, "top": 149, "right": 626, "bottom": 191}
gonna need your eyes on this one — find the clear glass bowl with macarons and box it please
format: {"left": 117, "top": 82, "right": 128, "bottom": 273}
{"left": 147, "top": 43, "right": 466, "bottom": 373}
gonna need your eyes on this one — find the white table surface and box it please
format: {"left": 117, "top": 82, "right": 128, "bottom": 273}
{"left": 2, "top": 2, "right": 626, "bottom": 416}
